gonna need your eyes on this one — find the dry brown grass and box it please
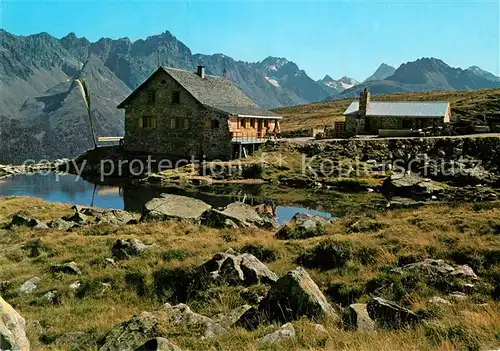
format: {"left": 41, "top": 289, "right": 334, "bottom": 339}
{"left": 275, "top": 88, "right": 500, "bottom": 131}
{"left": 0, "top": 197, "right": 499, "bottom": 350}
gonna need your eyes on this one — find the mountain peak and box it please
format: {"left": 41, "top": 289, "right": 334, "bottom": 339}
{"left": 364, "top": 63, "right": 396, "bottom": 82}
{"left": 321, "top": 74, "right": 334, "bottom": 82}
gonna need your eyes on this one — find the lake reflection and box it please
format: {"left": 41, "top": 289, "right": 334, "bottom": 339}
{"left": 0, "top": 173, "right": 334, "bottom": 225}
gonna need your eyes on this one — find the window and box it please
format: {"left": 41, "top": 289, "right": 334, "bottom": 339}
{"left": 250, "top": 118, "right": 255, "bottom": 128}
{"left": 172, "top": 91, "right": 180, "bottom": 104}
{"left": 211, "top": 119, "right": 220, "bottom": 129}
{"left": 402, "top": 120, "right": 411, "bottom": 129}
{"left": 147, "top": 91, "right": 156, "bottom": 104}
{"left": 140, "top": 116, "right": 156, "bottom": 129}
{"left": 240, "top": 118, "right": 246, "bottom": 128}
{"left": 175, "top": 118, "right": 182, "bottom": 129}
{"left": 264, "top": 119, "right": 269, "bottom": 128}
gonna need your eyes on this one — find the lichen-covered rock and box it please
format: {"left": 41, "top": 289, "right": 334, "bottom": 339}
{"left": 258, "top": 323, "right": 296, "bottom": 345}
{"left": 99, "top": 312, "right": 159, "bottom": 351}
{"left": 19, "top": 276, "right": 41, "bottom": 294}
{"left": 47, "top": 218, "right": 78, "bottom": 231}
{"left": 0, "top": 296, "right": 30, "bottom": 351}
{"left": 259, "top": 267, "right": 338, "bottom": 323}
{"left": 9, "top": 213, "right": 48, "bottom": 229}
{"left": 50, "top": 261, "right": 82, "bottom": 275}
{"left": 366, "top": 297, "right": 420, "bottom": 329}
{"left": 162, "top": 303, "right": 227, "bottom": 339}
{"left": 276, "top": 213, "right": 332, "bottom": 240}
{"left": 196, "top": 252, "right": 277, "bottom": 288}
{"left": 141, "top": 194, "right": 211, "bottom": 223}
{"left": 212, "top": 305, "right": 252, "bottom": 328}
{"left": 135, "top": 337, "right": 181, "bottom": 351}
{"left": 112, "top": 238, "right": 150, "bottom": 260}
{"left": 391, "top": 259, "right": 477, "bottom": 291}
{"left": 343, "top": 303, "right": 375, "bottom": 331}
{"left": 201, "top": 202, "right": 278, "bottom": 229}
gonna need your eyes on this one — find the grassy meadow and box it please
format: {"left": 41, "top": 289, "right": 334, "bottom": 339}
{"left": 0, "top": 196, "right": 499, "bottom": 350}
{"left": 274, "top": 88, "right": 500, "bottom": 132}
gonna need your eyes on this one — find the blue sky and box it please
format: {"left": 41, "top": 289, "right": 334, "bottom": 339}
{"left": 1, "top": 0, "right": 499, "bottom": 81}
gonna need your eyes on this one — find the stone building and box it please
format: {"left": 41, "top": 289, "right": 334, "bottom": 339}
{"left": 117, "top": 66, "right": 281, "bottom": 160}
{"left": 343, "top": 89, "right": 451, "bottom": 136}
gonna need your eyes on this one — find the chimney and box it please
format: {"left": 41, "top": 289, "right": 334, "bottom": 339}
{"left": 197, "top": 65, "right": 205, "bottom": 79}
{"left": 359, "top": 88, "right": 371, "bottom": 117}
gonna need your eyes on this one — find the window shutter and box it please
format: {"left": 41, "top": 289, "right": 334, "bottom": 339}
{"left": 170, "top": 118, "right": 175, "bottom": 129}
{"left": 205, "top": 119, "right": 211, "bottom": 128}
{"left": 138, "top": 117, "right": 143, "bottom": 128}
{"left": 152, "top": 117, "right": 157, "bottom": 129}
{"left": 184, "top": 119, "right": 189, "bottom": 129}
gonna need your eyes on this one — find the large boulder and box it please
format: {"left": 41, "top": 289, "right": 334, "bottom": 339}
{"left": 366, "top": 297, "right": 420, "bottom": 329}
{"left": 0, "top": 296, "right": 30, "bottom": 351}
{"left": 112, "top": 238, "right": 150, "bottom": 260}
{"left": 95, "top": 210, "right": 138, "bottom": 225}
{"left": 141, "top": 194, "right": 211, "bottom": 223}
{"left": 382, "top": 173, "right": 444, "bottom": 197}
{"left": 343, "top": 303, "right": 375, "bottom": 331}
{"left": 391, "top": 259, "right": 477, "bottom": 291}
{"left": 197, "top": 252, "right": 277, "bottom": 287}
{"left": 135, "top": 338, "right": 181, "bottom": 351}
{"left": 162, "top": 303, "right": 227, "bottom": 339}
{"left": 276, "top": 213, "right": 333, "bottom": 240}
{"left": 212, "top": 305, "right": 252, "bottom": 328}
{"left": 201, "top": 202, "right": 278, "bottom": 229}
{"left": 99, "top": 312, "right": 159, "bottom": 351}
{"left": 258, "top": 267, "right": 338, "bottom": 323}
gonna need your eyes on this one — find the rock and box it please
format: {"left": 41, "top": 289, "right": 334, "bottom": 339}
{"left": 112, "top": 238, "right": 150, "bottom": 260}
{"left": 314, "top": 324, "right": 328, "bottom": 333}
{"left": 212, "top": 305, "right": 252, "bottom": 328}
{"left": 382, "top": 173, "right": 444, "bottom": 197}
{"left": 219, "top": 253, "right": 278, "bottom": 286}
{"left": 276, "top": 213, "right": 333, "bottom": 240}
{"left": 201, "top": 202, "right": 278, "bottom": 229}
{"left": 141, "top": 194, "right": 211, "bottom": 223}
{"left": 36, "top": 290, "right": 59, "bottom": 306}
{"left": 19, "top": 276, "right": 41, "bottom": 294}
{"left": 258, "top": 323, "right": 296, "bottom": 345}
{"left": 54, "top": 331, "right": 97, "bottom": 351}
{"left": 428, "top": 297, "right": 452, "bottom": 306}
{"left": 0, "top": 295, "right": 30, "bottom": 351}
{"left": 105, "top": 258, "right": 117, "bottom": 266}
{"left": 449, "top": 292, "right": 468, "bottom": 301}
{"left": 343, "top": 303, "right": 375, "bottom": 331}
{"left": 63, "top": 209, "right": 90, "bottom": 225}
{"left": 391, "top": 259, "right": 477, "bottom": 291}
{"left": 9, "top": 213, "right": 48, "bottom": 229}
{"left": 366, "top": 297, "right": 420, "bottom": 329}
{"left": 99, "top": 312, "right": 159, "bottom": 351}
{"left": 50, "top": 261, "right": 82, "bottom": 275}
{"left": 69, "top": 281, "right": 82, "bottom": 291}
{"left": 198, "top": 252, "right": 277, "bottom": 287}
{"left": 162, "top": 303, "right": 227, "bottom": 339}
{"left": 47, "top": 218, "right": 78, "bottom": 231}
{"left": 135, "top": 337, "right": 181, "bottom": 351}
{"left": 259, "top": 267, "right": 338, "bottom": 323}
{"left": 234, "top": 307, "right": 266, "bottom": 331}
{"left": 96, "top": 210, "right": 138, "bottom": 225}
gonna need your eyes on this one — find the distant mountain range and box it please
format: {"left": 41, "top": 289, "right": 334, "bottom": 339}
{"left": 334, "top": 58, "right": 500, "bottom": 99}
{"left": 0, "top": 29, "right": 499, "bottom": 163}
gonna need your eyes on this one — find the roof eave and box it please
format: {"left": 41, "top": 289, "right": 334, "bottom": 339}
{"left": 235, "top": 114, "right": 282, "bottom": 119}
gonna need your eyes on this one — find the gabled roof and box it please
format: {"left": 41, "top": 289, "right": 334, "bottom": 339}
{"left": 344, "top": 101, "right": 450, "bottom": 118}
{"left": 118, "top": 67, "right": 280, "bottom": 118}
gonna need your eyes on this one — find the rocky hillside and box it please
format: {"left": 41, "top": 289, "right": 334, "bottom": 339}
{"left": 334, "top": 58, "right": 500, "bottom": 99}
{"left": 317, "top": 75, "right": 359, "bottom": 95}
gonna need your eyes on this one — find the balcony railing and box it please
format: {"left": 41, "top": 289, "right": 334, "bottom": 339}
{"left": 231, "top": 130, "right": 274, "bottom": 143}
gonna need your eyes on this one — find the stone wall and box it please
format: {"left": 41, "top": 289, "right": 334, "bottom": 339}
{"left": 345, "top": 115, "right": 446, "bottom": 136}
{"left": 123, "top": 70, "right": 232, "bottom": 160}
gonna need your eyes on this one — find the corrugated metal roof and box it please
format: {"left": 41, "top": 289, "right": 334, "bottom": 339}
{"left": 344, "top": 101, "right": 449, "bottom": 117}
{"left": 118, "top": 67, "right": 280, "bottom": 118}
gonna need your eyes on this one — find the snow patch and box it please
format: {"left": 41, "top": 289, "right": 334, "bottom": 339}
{"left": 265, "top": 76, "right": 280, "bottom": 88}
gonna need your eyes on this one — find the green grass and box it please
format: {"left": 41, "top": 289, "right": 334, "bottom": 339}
{"left": 0, "top": 196, "right": 499, "bottom": 350}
